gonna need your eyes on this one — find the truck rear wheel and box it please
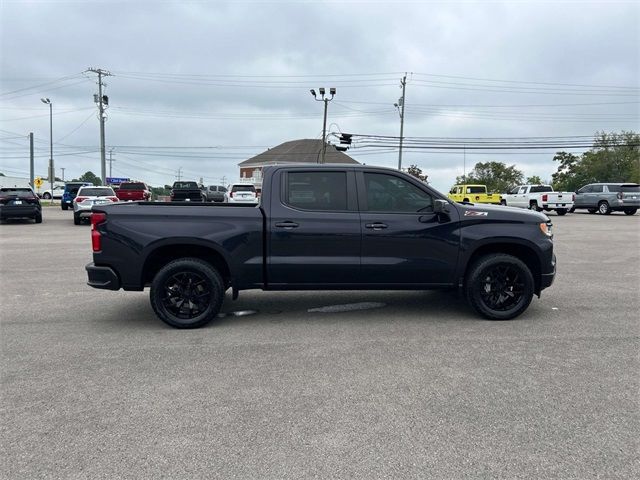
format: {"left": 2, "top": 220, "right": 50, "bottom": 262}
{"left": 465, "top": 254, "right": 534, "bottom": 320}
{"left": 150, "top": 257, "right": 225, "bottom": 328}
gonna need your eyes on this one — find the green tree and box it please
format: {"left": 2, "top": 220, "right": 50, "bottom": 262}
{"left": 456, "top": 161, "right": 524, "bottom": 193}
{"left": 76, "top": 171, "right": 102, "bottom": 186}
{"left": 526, "top": 175, "right": 543, "bottom": 185}
{"left": 406, "top": 164, "right": 427, "bottom": 181}
{"left": 551, "top": 131, "right": 640, "bottom": 191}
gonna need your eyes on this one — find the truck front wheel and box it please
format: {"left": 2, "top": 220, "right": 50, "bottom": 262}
{"left": 465, "top": 254, "right": 534, "bottom": 320}
{"left": 150, "top": 257, "right": 225, "bottom": 328}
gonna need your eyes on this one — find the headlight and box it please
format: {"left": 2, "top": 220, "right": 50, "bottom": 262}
{"left": 539, "top": 222, "right": 553, "bottom": 238}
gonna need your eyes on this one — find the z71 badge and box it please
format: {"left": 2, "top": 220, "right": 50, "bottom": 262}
{"left": 464, "top": 210, "right": 488, "bottom": 216}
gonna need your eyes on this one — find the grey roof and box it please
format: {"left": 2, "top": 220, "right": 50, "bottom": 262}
{"left": 238, "top": 139, "right": 359, "bottom": 167}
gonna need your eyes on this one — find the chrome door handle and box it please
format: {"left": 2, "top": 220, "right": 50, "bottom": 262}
{"left": 275, "top": 221, "right": 299, "bottom": 229}
{"left": 365, "top": 222, "right": 388, "bottom": 230}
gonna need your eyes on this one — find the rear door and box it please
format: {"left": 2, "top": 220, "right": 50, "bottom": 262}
{"left": 267, "top": 169, "right": 361, "bottom": 285}
{"left": 357, "top": 171, "right": 460, "bottom": 285}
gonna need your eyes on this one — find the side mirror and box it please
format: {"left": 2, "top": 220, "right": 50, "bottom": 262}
{"left": 434, "top": 199, "right": 450, "bottom": 214}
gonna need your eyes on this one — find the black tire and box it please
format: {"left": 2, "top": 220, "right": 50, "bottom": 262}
{"left": 463, "top": 198, "right": 470, "bottom": 203}
{"left": 624, "top": 208, "right": 637, "bottom": 216}
{"left": 598, "top": 201, "right": 611, "bottom": 215}
{"left": 73, "top": 213, "right": 81, "bottom": 225}
{"left": 465, "top": 253, "right": 534, "bottom": 320}
{"left": 569, "top": 206, "right": 576, "bottom": 213}
{"left": 500, "top": 199, "right": 507, "bottom": 206}
{"left": 587, "top": 208, "right": 597, "bottom": 214}
{"left": 34, "top": 212, "right": 42, "bottom": 224}
{"left": 529, "top": 201, "right": 542, "bottom": 212}
{"left": 150, "top": 257, "right": 225, "bottom": 329}
{"left": 42, "top": 192, "right": 51, "bottom": 200}
{"left": 556, "top": 208, "right": 567, "bottom": 216}
{"left": 61, "top": 204, "right": 68, "bottom": 211}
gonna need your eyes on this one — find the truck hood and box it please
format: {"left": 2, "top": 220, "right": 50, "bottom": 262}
{"left": 453, "top": 202, "right": 549, "bottom": 223}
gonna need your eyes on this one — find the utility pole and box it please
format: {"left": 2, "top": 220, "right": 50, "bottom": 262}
{"left": 61, "top": 167, "right": 65, "bottom": 182}
{"left": 29, "top": 133, "right": 34, "bottom": 187}
{"left": 310, "top": 87, "right": 336, "bottom": 164}
{"left": 176, "top": 167, "right": 182, "bottom": 181}
{"left": 395, "top": 74, "right": 407, "bottom": 171}
{"left": 108, "top": 148, "right": 115, "bottom": 178}
{"left": 87, "top": 68, "right": 112, "bottom": 185}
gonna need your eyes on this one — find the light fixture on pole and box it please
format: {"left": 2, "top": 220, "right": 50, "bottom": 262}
{"left": 310, "top": 87, "right": 336, "bottom": 164}
{"left": 40, "top": 98, "right": 54, "bottom": 204}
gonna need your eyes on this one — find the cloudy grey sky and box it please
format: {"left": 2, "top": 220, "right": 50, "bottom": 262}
{"left": 1, "top": 0, "right": 638, "bottom": 192}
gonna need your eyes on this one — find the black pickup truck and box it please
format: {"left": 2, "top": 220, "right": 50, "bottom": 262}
{"left": 170, "top": 181, "right": 205, "bottom": 202}
{"left": 86, "top": 165, "right": 555, "bottom": 328}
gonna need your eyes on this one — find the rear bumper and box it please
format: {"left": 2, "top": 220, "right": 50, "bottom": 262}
{"left": 86, "top": 263, "right": 121, "bottom": 290}
{"left": 0, "top": 205, "right": 40, "bottom": 218}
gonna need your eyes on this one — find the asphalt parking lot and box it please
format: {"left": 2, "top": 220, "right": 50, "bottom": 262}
{"left": 1, "top": 206, "right": 639, "bottom": 479}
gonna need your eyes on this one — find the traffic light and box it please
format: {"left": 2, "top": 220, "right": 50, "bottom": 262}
{"left": 339, "top": 133, "right": 353, "bottom": 145}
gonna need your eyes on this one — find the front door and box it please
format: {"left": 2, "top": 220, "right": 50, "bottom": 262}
{"left": 357, "top": 171, "right": 460, "bottom": 286}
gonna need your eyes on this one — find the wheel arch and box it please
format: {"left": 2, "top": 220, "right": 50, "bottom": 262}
{"left": 141, "top": 242, "right": 232, "bottom": 288}
{"left": 461, "top": 241, "right": 542, "bottom": 295}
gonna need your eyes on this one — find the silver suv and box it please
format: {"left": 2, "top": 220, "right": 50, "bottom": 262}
{"left": 571, "top": 183, "right": 639, "bottom": 215}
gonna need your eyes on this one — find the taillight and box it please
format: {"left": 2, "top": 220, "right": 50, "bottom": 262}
{"left": 617, "top": 192, "right": 623, "bottom": 199}
{"left": 170, "top": 191, "right": 175, "bottom": 198}
{"left": 108, "top": 196, "right": 118, "bottom": 202}
{"left": 75, "top": 196, "right": 87, "bottom": 203}
{"left": 230, "top": 192, "right": 234, "bottom": 198}
{"left": 572, "top": 194, "right": 575, "bottom": 201}
{"left": 91, "top": 213, "right": 107, "bottom": 252}
{"left": 542, "top": 194, "right": 548, "bottom": 202}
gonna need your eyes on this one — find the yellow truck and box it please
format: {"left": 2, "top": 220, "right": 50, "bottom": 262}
{"left": 447, "top": 184, "right": 501, "bottom": 204}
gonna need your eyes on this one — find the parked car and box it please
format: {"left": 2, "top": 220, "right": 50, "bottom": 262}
{"left": 500, "top": 185, "right": 574, "bottom": 215}
{"left": 73, "top": 186, "right": 118, "bottom": 224}
{"left": 170, "top": 181, "right": 206, "bottom": 202}
{"left": 447, "top": 184, "right": 501, "bottom": 204}
{"left": 0, "top": 187, "right": 42, "bottom": 223}
{"left": 115, "top": 182, "right": 151, "bottom": 202}
{"left": 39, "top": 185, "right": 65, "bottom": 200}
{"left": 61, "top": 182, "right": 93, "bottom": 210}
{"left": 572, "top": 183, "right": 640, "bottom": 215}
{"left": 203, "top": 185, "right": 228, "bottom": 203}
{"left": 86, "top": 165, "right": 556, "bottom": 329}
{"left": 227, "top": 183, "right": 257, "bottom": 203}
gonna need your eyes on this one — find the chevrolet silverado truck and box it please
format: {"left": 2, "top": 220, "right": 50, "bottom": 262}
{"left": 86, "top": 165, "right": 556, "bottom": 328}
{"left": 500, "top": 185, "right": 574, "bottom": 215}
{"left": 170, "top": 181, "right": 206, "bottom": 202}
{"left": 447, "top": 184, "right": 501, "bottom": 204}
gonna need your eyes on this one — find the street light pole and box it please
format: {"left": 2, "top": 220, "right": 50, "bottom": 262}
{"left": 310, "top": 87, "right": 336, "bottom": 164}
{"left": 41, "top": 98, "right": 54, "bottom": 205}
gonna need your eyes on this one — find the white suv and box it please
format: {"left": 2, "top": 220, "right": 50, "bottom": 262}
{"left": 227, "top": 183, "right": 257, "bottom": 203}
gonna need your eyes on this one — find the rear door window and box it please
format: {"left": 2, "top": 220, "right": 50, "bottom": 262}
{"left": 285, "top": 172, "right": 347, "bottom": 211}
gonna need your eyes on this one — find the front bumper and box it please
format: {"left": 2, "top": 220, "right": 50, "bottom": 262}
{"left": 540, "top": 254, "right": 556, "bottom": 290}
{"left": 86, "top": 263, "right": 121, "bottom": 290}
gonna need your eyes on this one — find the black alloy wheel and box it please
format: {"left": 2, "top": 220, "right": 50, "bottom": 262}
{"left": 42, "top": 192, "right": 51, "bottom": 199}
{"left": 465, "top": 254, "right": 534, "bottom": 320}
{"left": 150, "top": 258, "right": 224, "bottom": 328}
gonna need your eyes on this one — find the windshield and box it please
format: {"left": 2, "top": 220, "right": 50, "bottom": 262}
{"left": 79, "top": 187, "right": 115, "bottom": 196}
{"left": 173, "top": 182, "right": 198, "bottom": 189}
{"left": 119, "top": 183, "right": 146, "bottom": 190}
{"left": 0, "top": 188, "right": 35, "bottom": 198}
{"left": 231, "top": 185, "right": 256, "bottom": 193}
